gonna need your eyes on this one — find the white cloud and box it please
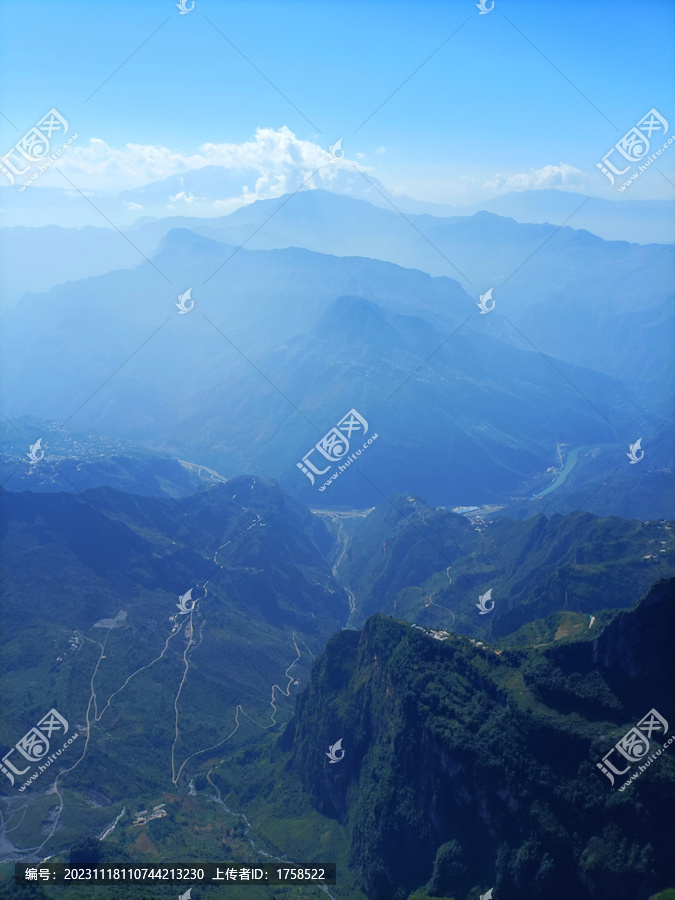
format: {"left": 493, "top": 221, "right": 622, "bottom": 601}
{"left": 168, "top": 191, "right": 197, "bottom": 203}
{"left": 54, "top": 127, "right": 368, "bottom": 198}
{"left": 124, "top": 201, "right": 143, "bottom": 210}
{"left": 484, "top": 163, "right": 590, "bottom": 191}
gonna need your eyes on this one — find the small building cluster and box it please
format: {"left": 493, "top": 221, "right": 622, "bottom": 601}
{"left": 133, "top": 803, "right": 167, "bottom": 826}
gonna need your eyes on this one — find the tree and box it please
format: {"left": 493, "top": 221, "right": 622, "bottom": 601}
{"left": 69, "top": 836, "right": 101, "bottom": 867}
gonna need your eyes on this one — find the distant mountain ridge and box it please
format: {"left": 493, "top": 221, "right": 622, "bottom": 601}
{"left": 0, "top": 417, "right": 217, "bottom": 498}
{"left": 443, "top": 188, "right": 675, "bottom": 245}
{"left": 1, "top": 225, "right": 663, "bottom": 513}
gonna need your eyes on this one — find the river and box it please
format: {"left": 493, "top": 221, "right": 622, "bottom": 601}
{"left": 532, "top": 445, "right": 590, "bottom": 499}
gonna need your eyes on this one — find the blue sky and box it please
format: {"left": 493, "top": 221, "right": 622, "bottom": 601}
{"left": 1, "top": 0, "right": 674, "bottom": 207}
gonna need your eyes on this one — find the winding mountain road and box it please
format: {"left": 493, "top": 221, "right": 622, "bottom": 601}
{"left": 3, "top": 485, "right": 302, "bottom": 860}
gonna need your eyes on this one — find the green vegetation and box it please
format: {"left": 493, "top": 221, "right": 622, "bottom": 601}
{"left": 2, "top": 481, "right": 673, "bottom": 900}
{"left": 0, "top": 477, "right": 347, "bottom": 868}
{"left": 344, "top": 499, "right": 675, "bottom": 640}
{"left": 273, "top": 579, "right": 675, "bottom": 899}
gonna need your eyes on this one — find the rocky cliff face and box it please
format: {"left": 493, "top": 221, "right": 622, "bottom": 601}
{"left": 280, "top": 580, "right": 675, "bottom": 900}
{"left": 548, "top": 577, "right": 674, "bottom": 716}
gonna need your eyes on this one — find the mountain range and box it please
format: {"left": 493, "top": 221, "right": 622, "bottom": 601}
{"left": 1, "top": 452, "right": 673, "bottom": 899}
{"left": 1, "top": 163, "right": 674, "bottom": 900}
{"left": 340, "top": 494, "right": 675, "bottom": 636}
{"left": 2, "top": 192, "right": 671, "bottom": 515}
